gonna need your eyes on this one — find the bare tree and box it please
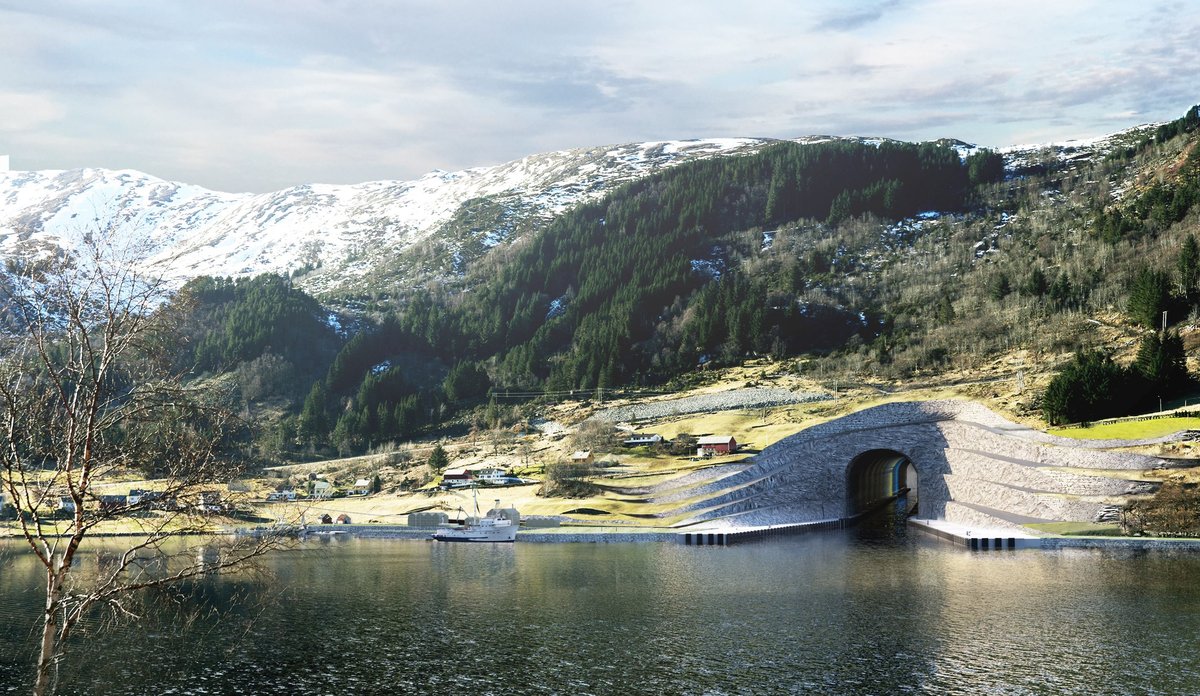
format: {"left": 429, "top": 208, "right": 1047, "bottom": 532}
{"left": 0, "top": 237, "right": 285, "bottom": 695}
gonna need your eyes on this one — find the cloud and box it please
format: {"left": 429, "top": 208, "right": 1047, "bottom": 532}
{"left": 814, "top": 0, "right": 905, "bottom": 32}
{"left": 0, "top": 0, "right": 1197, "bottom": 190}
{"left": 0, "top": 91, "right": 65, "bottom": 131}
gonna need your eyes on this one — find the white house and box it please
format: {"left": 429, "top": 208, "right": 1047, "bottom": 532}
{"left": 623, "top": 433, "right": 663, "bottom": 447}
{"left": 473, "top": 467, "right": 512, "bottom": 485}
{"left": 351, "top": 478, "right": 372, "bottom": 496}
{"left": 311, "top": 480, "right": 332, "bottom": 499}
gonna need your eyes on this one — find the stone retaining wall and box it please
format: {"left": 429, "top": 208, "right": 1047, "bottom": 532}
{"left": 660, "top": 400, "right": 1170, "bottom": 530}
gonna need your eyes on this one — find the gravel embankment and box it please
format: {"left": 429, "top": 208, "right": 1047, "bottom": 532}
{"left": 590, "top": 387, "right": 829, "bottom": 423}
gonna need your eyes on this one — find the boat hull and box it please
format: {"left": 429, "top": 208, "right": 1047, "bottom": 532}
{"left": 431, "top": 534, "right": 516, "bottom": 543}
{"left": 431, "top": 523, "right": 517, "bottom": 543}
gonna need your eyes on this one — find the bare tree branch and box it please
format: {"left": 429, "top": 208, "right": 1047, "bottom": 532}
{"left": 0, "top": 230, "right": 290, "bottom": 696}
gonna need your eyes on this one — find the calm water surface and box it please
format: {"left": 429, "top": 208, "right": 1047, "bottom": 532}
{"left": 3, "top": 522, "right": 1200, "bottom": 695}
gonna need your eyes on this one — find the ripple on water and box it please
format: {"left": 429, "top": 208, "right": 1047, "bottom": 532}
{"left": 5, "top": 534, "right": 1200, "bottom": 694}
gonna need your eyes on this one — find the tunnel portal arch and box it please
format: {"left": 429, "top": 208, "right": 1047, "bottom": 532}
{"left": 845, "top": 449, "right": 919, "bottom": 518}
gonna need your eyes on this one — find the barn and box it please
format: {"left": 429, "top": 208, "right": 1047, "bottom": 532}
{"left": 697, "top": 435, "right": 738, "bottom": 455}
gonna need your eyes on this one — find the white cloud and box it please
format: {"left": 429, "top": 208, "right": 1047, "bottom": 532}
{"left": 0, "top": 91, "right": 64, "bottom": 131}
{"left": 0, "top": 0, "right": 1196, "bottom": 191}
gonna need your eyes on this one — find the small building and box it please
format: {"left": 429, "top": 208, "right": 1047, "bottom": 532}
{"left": 320, "top": 513, "right": 333, "bottom": 524}
{"left": 197, "top": 491, "right": 224, "bottom": 514}
{"left": 408, "top": 511, "right": 450, "bottom": 527}
{"left": 310, "top": 480, "right": 332, "bottom": 499}
{"left": 266, "top": 490, "right": 297, "bottom": 502}
{"left": 623, "top": 434, "right": 663, "bottom": 447}
{"left": 336, "top": 513, "right": 352, "bottom": 524}
{"left": 351, "top": 479, "right": 371, "bottom": 496}
{"left": 697, "top": 435, "right": 738, "bottom": 455}
{"left": 473, "top": 467, "right": 511, "bottom": 485}
{"left": 129, "top": 489, "right": 168, "bottom": 507}
{"left": 569, "top": 450, "right": 594, "bottom": 465}
{"left": 97, "top": 495, "right": 126, "bottom": 513}
{"left": 441, "top": 468, "right": 475, "bottom": 489}
{"left": 57, "top": 496, "right": 77, "bottom": 514}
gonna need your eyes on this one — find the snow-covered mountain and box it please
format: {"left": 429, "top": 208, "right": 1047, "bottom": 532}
{"left": 0, "top": 127, "right": 1155, "bottom": 297}
{"left": 0, "top": 138, "right": 791, "bottom": 295}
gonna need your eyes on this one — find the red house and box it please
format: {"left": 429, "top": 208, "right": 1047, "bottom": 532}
{"left": 697, "top": 435, "right": 738, "bottom": 455}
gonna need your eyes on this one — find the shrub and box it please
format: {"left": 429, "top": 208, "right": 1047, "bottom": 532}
{"left": 538, "top": 460, "right": 598, "bottom": 498}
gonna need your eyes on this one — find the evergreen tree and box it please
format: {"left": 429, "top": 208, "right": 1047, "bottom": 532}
{"left": 1128, "top": 268, "right": 1173, "bottom": 329}
{"left": 1178, "top": 234, "right": 1200, "bottom": 301}
{"left": 1048, "top": 271, "right": 1074, "bottom": 308}
{"left": 1134, "top": 331, "right": 1189, "bottom": 395}
{"left": 988, "top": 272, "right": 1011, "bottom": 301}
{"left": 935, "top": 296, "right": 956, "bottom": 325}
{"left": 965, "top": 149, "right": 1005, "bottom": 187}
{"left": 442, "top": 361, "right": 491, "bottom": 402}
{"left": 1042, "top": 351, "right": 1130, "bottom": 425}
{"left": 1021, "top": 267, "right": 1048, "bottom": 297}
{"left": 297, "top": 381, "right": 330, "bottom": 444}
{"left": 428, "top": 443, "right": 450, "bottom": 471}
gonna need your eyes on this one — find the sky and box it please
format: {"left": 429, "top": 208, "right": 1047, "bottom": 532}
{"left": 1, "top": 0, "right": 1197, "bottom": 193}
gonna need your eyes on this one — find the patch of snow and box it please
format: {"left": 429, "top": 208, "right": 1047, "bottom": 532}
{"left": 0, "top": 138, "right": 784, "bottom": 293}
{"left": 761, "top": 229, "right": 776, "bottom": 251}
{"left": 690, "top": 258, "right": 723, "bottom": 279}
{"left": 326, "top": 312, "right": 344, "bottom": 336}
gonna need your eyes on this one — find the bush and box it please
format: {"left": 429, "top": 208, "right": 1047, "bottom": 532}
{"left": 1042, "top": 351, "right": 1133, "bottom": 425}
{"left": 569, "top": 421, "right": 620, "bottom": 454}
{"left": 538, "top": 460, "right": 598, "bottom": 498}
{"left": 1123, "top": 481, "right": 1200, "bottom": 537}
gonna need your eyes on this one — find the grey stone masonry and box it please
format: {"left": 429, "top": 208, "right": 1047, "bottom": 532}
{"left": 660, "top": 400, "right": 1174, "bottom": 530}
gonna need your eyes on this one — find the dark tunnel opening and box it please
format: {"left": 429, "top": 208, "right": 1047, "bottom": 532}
{"left": 845, "top": 449, "right": 919, "bottom": 520}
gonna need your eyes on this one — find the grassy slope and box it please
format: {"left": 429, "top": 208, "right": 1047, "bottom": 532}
{"left": 1049, "top": 416, "right": 1200, "bottom": 440}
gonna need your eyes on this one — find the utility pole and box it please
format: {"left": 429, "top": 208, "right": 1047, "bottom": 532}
{"left": 1162, "top": 310, "right": 1168, "bottom": 337}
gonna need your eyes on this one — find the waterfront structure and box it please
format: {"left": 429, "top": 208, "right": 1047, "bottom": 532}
{"left": 662, "top": 400, "right": 1169, "bottom": 532}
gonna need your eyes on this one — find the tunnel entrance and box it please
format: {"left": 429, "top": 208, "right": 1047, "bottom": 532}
{"left": 845, "top": 449, "right": 919, "bottom": 520}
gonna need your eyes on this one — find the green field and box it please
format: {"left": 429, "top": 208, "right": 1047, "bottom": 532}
{"left": 1025, "top": 521, "right": 1123, "bottom": 536}
{"left": 1049, "top": 417, "right": 1200, "bottom": 440}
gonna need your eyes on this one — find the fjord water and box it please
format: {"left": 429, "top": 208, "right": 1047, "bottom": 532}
{"left": 3, "top": 526, "right": 1200, "bottom": 695}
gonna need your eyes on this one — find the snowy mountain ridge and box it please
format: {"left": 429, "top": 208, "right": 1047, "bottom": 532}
{"left": 0, "top": 127, "right": 1151, "bottom": 296}
{"left": 0, "top": 138, "right": 786, "bottom": 294}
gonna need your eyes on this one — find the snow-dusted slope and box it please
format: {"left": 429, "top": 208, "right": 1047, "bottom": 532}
{"left": 1, "top": 126, "right": 1155, "bottom": 296}
{"left": 0, "top": 138, "right": 776, "bottom": 294}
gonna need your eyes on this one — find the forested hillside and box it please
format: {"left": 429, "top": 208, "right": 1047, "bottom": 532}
{"left": 169, "top": 106, "right": 1200, "bottom": 458}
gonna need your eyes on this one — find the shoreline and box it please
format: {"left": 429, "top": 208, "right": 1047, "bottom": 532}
{"left": 8, "top": 520, "right": 1200, "bottom": 551}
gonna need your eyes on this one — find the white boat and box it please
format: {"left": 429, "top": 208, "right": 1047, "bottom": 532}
{"left": 432, "top": 489, "right": 519, "bottom": 543}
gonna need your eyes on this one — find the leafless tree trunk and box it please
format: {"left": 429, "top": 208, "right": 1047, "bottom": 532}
{"left": 0, "top": 235, "right": 287, "bottom": 696}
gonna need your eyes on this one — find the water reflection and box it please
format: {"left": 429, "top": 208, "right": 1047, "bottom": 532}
{"left": 4, "top": 532, "right": 1200, "bottom": 694}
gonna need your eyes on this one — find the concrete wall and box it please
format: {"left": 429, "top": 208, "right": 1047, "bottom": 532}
{"left": 662, "top": 400, "right": 1168, "bottom": 531}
